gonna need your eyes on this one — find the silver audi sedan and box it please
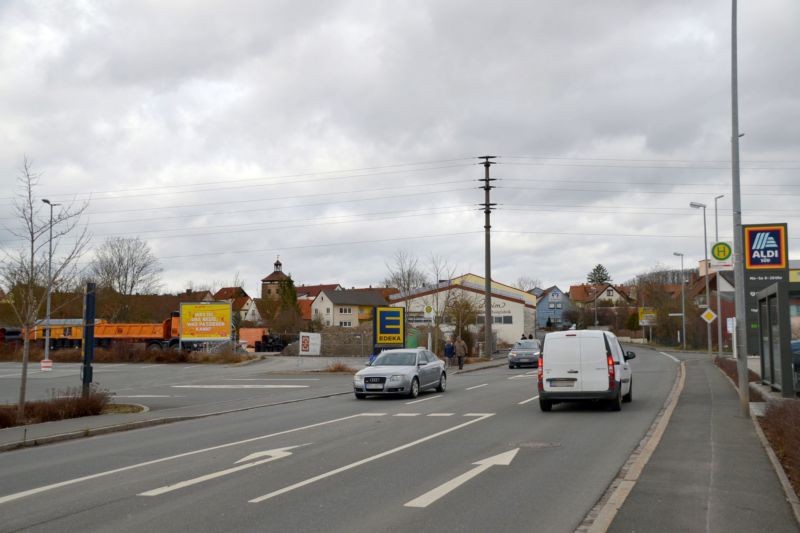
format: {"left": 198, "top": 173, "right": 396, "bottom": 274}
{"left": 353, "top": 348, "right": 446, "bottom": 399}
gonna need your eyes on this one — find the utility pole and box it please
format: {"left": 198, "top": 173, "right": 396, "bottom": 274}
{"left": 731, "top": 0, "right": 749, "bottom": 414}
{"left": 42, "top": 198, "right": 60, "bottom": 370}
{"left": 714, "top": 194, "right": 725, "bottom": 357}
{"left": 674, "top": 252, "right": 687, "bottom": 350}
{"left": 480, "top": 156, "right": 496, "bottom": 358}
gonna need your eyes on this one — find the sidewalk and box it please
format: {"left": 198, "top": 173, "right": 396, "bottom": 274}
{"left": 608, "top": 354, "right": 798, "bottom": 532}
{"left": 0, "top": 355, "right": 507, "bottom": 452}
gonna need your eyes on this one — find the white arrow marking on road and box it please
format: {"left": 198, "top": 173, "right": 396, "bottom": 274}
{"left": 139, "top": 444, "right": 310, "bottom": 496}
{"left": 405, "top": 448, "right": 520, "bottom": 508}
{"left": 249, "top": 414, "right": 494, "bottom": 503}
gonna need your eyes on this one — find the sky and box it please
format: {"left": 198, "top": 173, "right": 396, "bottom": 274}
{"left": 1, "top": 0, "right": 798, "bottom": 299}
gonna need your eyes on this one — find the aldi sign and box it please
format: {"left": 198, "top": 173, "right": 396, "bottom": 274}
{"left": 741, "top": 223, "right": 790, "bottom": 355}
{"left": 745, "top": 225, "right": 787, "bottom": 269}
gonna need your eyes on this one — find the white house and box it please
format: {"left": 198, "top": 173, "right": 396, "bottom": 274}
{"left": 311, "top": 288, "right": 389, "bottom": 327}
{"left": 389, "top": 273, "right": 536, "bottom": 345}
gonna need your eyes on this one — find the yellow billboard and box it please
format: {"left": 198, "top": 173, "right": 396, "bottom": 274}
{"left": 180, "top": 302, "right": 232, "bottom": 341}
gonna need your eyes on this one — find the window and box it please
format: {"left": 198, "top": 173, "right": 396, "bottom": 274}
{"left": 325, "top": 320, "right": 331, "bottom": 326}
{"left": 548, "top": 303, "right": 555, "bottom": 309}
{"left": 556, "top": 303, "right": 562, "bottom": 309}
{"left": 607, "top": 289, "right": 613, "bottom": 297}
{"left": 339, "top": 320, "right": 352, "bottom": 327}
{"left": 503, "top": 316, "right": 512, "bottom": 324}
{"left": 326, "top": 307, "right": 331, "bottom": 314}
{"left": 551, "top": 292, "right": 560, "bottom": 300}
{"left": 266, "top": 288, "right": 271, "bottom": 294}
{"left": 339, "top": 307, "right": 352, "bottom": 314}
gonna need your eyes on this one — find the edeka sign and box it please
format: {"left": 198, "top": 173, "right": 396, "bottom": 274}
{"left": 745, "top": 225, "right": 787, "bottom": 269}
{"left": 742, "top": 223, "right": 790, "bottom": 355}
{"left": 374, "top": 306, "right": 404, "bottom": 348}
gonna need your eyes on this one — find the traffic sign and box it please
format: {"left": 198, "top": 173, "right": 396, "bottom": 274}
{"left": 40, "top": 359, "right": 53, "bottom": 371}
{"left": 701, "top": 309, "right": 717, "bottom": 324}
{"left": 423, "top": 304, "right": 435, "bottom": 319}
{"left": 710, "top": 241, "right": 733, "bottom": 270}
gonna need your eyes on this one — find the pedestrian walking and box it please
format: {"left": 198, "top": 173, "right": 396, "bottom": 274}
{"left": 454, "top": 336, "right": 468, "bottom": 370}
{"left": 444, "top": 338, "right": 455, "bottom": 368}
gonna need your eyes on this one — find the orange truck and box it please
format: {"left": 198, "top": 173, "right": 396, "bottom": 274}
{"left": 29, "top": 313, "right": 181, "bottom": 351}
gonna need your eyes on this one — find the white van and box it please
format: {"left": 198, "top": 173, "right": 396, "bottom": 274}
{"left": 537, "top": 330, "right": 635, "bottom": 412}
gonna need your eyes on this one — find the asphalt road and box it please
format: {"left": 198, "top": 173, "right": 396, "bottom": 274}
{"left": 0, "top": 346, "right": 677, "bottom": 532}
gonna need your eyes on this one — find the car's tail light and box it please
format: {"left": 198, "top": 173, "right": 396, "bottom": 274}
{"left": 537, "top": 355, "right": 544, "bottom": 392}
{"left": 607, "top": 353, "right": 615, "bottom": 390}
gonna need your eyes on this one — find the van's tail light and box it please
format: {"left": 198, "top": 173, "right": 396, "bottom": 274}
{"left": 607, "top": 353, "right": 616, "bottom": 390}
{"left": 537, "top": 355, "right": 544, "bottom": 392}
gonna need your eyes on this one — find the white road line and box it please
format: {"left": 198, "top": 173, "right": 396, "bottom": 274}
{"left": 249, "top": 413, "right": 495, "bottom": 503}
{"left": 508, "top": 375, "right": 531, "bottom": 380}
{"left": 114, "top": 395, "right": 181, "bottom": 399}
{"left": 394, "top": 413, "right": 421, "bottom": 417}
{"left": 427, "top": 413, "right": 454, "bottom": 417}
{"left": 405, "top": 395, "right": 442, "bottom": 405}
{"left": 518, "top": 395, "right": 539, "bottom": 405}
{"left": 171, "top": 385, "right": 308, "bottom": 389}
{"left": 466, "top": 384, "right": 488, "bottom": 391}
{"left": 659, "top": 351, "right": 681, "bottom": 363}
{"left": 0, "top": 413, "right": 377, "bottom": 506}
{"left": 225, "top": 378, "right": 320, "bottom": 381}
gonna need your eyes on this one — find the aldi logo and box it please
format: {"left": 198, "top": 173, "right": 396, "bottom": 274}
{"left": 744, "top": 224, "right": 787, "bottom": 269}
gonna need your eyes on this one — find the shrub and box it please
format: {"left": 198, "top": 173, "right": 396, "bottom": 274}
{"left": 323, "top": 362, "right": 357, "bottom": 374}
{"left": 0, "top": 386, "right": 111, "bottom": 429}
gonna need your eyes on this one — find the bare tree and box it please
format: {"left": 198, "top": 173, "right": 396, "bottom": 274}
{"left": 89, "top": 237, "right": 162, "bottom": 321}
{"left": 383, "top": 250, "right": 428, "bottom": 294}
{"left": 90, "top": 236, "right": 162, "bottom": 296}
{"left": 421, "top": 254, "right": 458, "bottom": 352}
{"left": 0, "top": 158, "right": 89, "bottom": 417}
{"left": 515, "top": 276, "right": 542, "bottom": 293}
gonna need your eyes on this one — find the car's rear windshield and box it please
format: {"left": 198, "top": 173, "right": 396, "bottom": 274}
{"left": 373, "top": 351, "right": 416, "bottom": 366}
{"left": 515, "top": 340, "right": 540, "bottom": 350}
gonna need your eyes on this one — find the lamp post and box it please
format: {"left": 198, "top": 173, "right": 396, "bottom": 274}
{"left": 42, "top": 198, "right": 60, "bottom": 367}
{"left": 714, "top": 194, "right": 724, "bottom": 356}
{"left": 690, "top": 201, "right": 712, "bottom": 354}
{"left": 674, "top": 252, "right": 686, "bottom": 350}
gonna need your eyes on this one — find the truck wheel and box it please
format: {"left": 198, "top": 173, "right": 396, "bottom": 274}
{"left": 539, "top": 398, "right": 552, "bottom": 412}
{"left": 146, "top": 342, "right": 163, "bottom": 351}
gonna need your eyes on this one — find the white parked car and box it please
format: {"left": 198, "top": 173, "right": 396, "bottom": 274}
{"left": 538, "top": 330, "right": 634, "bottom": 412}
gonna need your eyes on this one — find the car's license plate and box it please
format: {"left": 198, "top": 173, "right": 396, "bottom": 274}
{"left": 366, "top": 384, "right": 383, "bottom": 390}
{"left": 519, "top": 358, "right": 531, "bottom": 362}
{"left": 549, "top": 379, "right": 575, "bottom": 388}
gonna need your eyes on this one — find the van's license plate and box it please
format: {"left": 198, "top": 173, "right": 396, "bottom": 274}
{"left": 549, "top": 379, "right": 575, "bottom": 388}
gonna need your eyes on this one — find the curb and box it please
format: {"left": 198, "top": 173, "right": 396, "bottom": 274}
{"left": 0, "top": 390, "right": 351, "bottom": 453}
{"left": 578, "top": 360, "right": 686, "bottom": 533}
{"left": 714, "top": 366, "right": 800, "bottom": 528}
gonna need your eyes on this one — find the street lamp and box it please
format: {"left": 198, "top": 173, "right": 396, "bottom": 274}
{"left": 714, "top": 194, "right": 724, "bottom": 356}
{"left": 690, "top": 201, "right": 712, "bottom": 354}
{"left": 42, "top": 198, "right": 60, "bottom": 366}
{"left": 674, "top": 252, "right": 686, "bottom": 350}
